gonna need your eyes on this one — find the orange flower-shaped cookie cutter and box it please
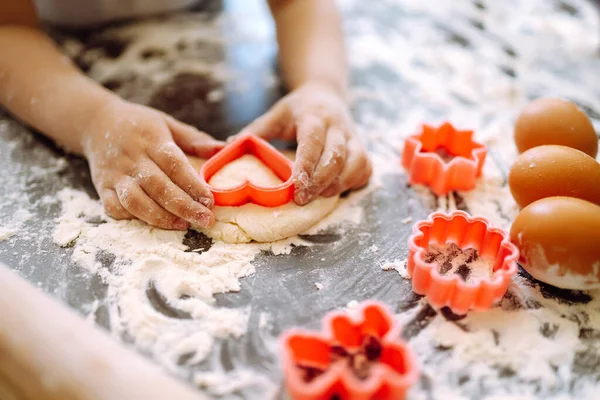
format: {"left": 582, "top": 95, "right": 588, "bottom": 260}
{"left": 401, "top": 122, "right": 487, "bottom": 195}
{"left": 280, "top": 301, "right": 419, "bottom": 400}
{"left": 407, "top": 211, "right": 519, "bottom": 315}
{"left": 200, "top": 133, "right": 294, "bottom": 207}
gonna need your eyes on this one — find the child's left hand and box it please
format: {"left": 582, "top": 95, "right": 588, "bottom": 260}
{"left": 242, "top": 82, "right": 372, "bottom": 205}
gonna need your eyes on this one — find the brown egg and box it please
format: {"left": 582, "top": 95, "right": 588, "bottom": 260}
{"left": 508, "top": 145, "right": 600, "bottom": 208}
{"left": 514, "top": 98, "right": 598, "bottom": 158}
{"left": 510, "top": 197, "right": 600, "bottom": 290}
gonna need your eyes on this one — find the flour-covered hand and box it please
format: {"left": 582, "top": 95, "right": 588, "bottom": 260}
{"left": 83, "top": 99, "right": 224, "bottom": 230}
{"left": 243, "top": 82, "right": 371, "bottom": 205}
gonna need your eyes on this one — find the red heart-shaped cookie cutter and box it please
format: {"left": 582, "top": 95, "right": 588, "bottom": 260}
{"left": 200, "top": 134, "right": 295, "bottom": 207}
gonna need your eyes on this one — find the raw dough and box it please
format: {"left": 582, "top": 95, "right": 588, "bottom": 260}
{"left": 189, "top": 153, "right": 339, "bottom": 243}
{"left": 206, "top": 154, "right": 282, "bottom": 189}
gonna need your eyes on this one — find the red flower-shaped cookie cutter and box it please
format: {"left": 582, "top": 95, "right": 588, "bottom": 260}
{"left": 200, "top": 133, "right": 294, "bottom": 207}
{"left": 401, "top": 122, "right": 487, "bottom": 195}
{"left": 280, "top": 301, "right": 419, "bottom": 400}
{"left": 407, "top": 211, "right": 519, "bottom": 315}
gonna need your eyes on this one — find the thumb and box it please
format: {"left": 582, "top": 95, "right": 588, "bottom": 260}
{"left": 241, "top": 100, "right": 292, "bottom": 140}
{"left": 166, "top": 117, "right": 224, "bottom": 158}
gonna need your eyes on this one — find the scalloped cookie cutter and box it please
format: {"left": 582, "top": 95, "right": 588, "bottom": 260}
{"left": 407, "top": 211, "right": 519, "bottom": 315}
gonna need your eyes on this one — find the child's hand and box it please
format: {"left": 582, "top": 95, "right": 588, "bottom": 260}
{"left": 243, "top": 82, "right": 371, "bottom": 205}
{"left": 83, "top": 99, "right": 224, "bottom": 230}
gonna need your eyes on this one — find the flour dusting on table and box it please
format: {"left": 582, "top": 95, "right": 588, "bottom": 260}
{"left": 1, "top": 0, "right": 600, "bottom": 398}
{"left": 400, "top": 275, "right": 600, "bottom": 399}
{"left": 52, "top": 179, "right": 369, "bottom": 387}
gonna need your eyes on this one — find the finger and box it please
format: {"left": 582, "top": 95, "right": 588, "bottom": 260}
{"left": 115, "top": 176, "right": 189, "bottom": 230}
{"left": 166, "top": 117, "right": 224, "bottom": 158}
{"left": 293, "top": 115, "right": 327, "bottom": 205}
{"left": 344, "top": 146, "right": 372, "bottom": 191}
{"left": 241, "top": 100, "right": 292, "bottom": 140}
{"left": 101, "top": 188, "right": 134, "bottom": 220}
{"left": 321, "top": 139, "right": 371, "bottom": 197}
{"left": 135, "top": 159, "right": 215, "bottom": 228}
{"left": 301, "top": 125, "right": 347, "bottom": 202}
{"left": 320, "top": 176, "right": 341, "bottom": 198}
{"left": 349, "top": 160, "right": 372, "bottom": 190}
{"left": 148, "top": 141, "right": 215, "bottom": 208}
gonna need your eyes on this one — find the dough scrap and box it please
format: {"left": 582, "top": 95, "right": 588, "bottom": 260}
{"left": 189, "top": 153, "right": 339, "bottom": 243}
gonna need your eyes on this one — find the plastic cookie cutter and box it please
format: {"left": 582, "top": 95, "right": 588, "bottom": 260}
{"left": 280, "top": 301, "right": 419, "bottom": 400}
{"left": 407, "top": 210, "right": 519, "bottom": 315}
{"left": 200, "top": 133, "right": 295, "bottom": 207}
{"left": 401, "top": 122, "right": 487, "bottom": 195}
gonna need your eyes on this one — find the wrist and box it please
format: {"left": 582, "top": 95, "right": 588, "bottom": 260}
{"left": 80, "top": 92, "right": 124, "bottom": 158}
{"left": 299, "top": 79, "right": 348, "bottom": 102}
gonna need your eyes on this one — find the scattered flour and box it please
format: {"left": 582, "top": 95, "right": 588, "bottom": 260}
{"left": 381, "top": 258, "right": 409, "bottom": 279}
{"left": 53, "top": 188, "right": 261, "bottom": 372}
{"left": 346, "top": 300, "right": 360, "bottom": 309}
{"left": 51, "top": 175, "right": 371, "bottom": 394}
{"left": 1, "top": 0, "right": 598, "bottom": 398}
{"left": 404, "top": 274, "right": 600, "bottom": 399}
{"left": 339, "top": 0, "right": 600, "bottom": 398}
{"left": 258, "top": 312, "right": 271, "bottom": 330}
{"left": 194, "top": 369, "right": 278, "bottom": 399}
{"left": 0, "top": 208, "right": 33, "bottom": 241}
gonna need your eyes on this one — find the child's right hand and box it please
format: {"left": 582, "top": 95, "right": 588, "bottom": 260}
{"left": 83, "top": 99, "right": 224, "bottom": 230}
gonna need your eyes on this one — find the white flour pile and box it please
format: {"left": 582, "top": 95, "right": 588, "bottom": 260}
{"left": 397, "top": 276, "right": 600, "bottom": 400}
{"left": 52, "top": 183, "right": 368, "bottom": 383}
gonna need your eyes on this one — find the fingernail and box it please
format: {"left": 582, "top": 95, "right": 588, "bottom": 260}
{"left": 295, "top": 190, "right": 310, "bottom": 205}
{"left": 297, "top": 171, "right": 310, "bottom": 187}
{"left": 200, "top": 196, "right": 214, "bottom": 208}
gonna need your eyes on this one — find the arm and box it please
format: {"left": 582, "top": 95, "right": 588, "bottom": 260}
{"left": 246, "top": 0, "right": 371, "bottom": 205}
{"left": 0, "top": 0, "right": 221, "bottom": 230}
{"left": 0, "top": 25, "right": 116, "bottom": 154}
{"left": 268, "top": 0, "right": 348, "bottom": 97}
